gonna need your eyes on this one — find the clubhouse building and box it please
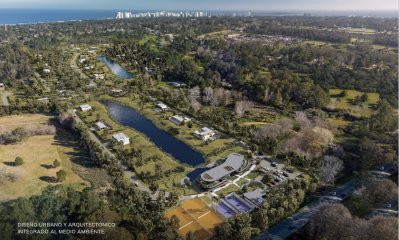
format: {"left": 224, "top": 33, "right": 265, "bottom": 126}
{"left": 197, "top": 153, "right": 251, "bottom": 189}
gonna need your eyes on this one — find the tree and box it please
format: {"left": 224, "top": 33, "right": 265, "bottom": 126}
{"left": 369, "top": 100, "right": 397, "bottom": 133}
{"left": 319, "top": 155, "right": 343, "bottom": 185}
{"left": 285, "top": 127, "right": 334, "bottom": 159}
{"left": 360, "top": 137, "right": 387, "bottom": 170}
{"left": 307, "top": 203, "right": 364, "bottom": 240}
{"left": 15, "top": 156, "right": 23, "bottom": 166}
{"left": 56, "top": 170, "right": 66, "bottom": 182}
{"left": 53, "top": 159, "right": 60, "bottom": 168}
{"left": 252, "top": 208, "right": 269, "bottom": 231}
{"left": 363, "top": 179, "right": 398, "bottom": 205}
{"left": 216, "top": 213, "right": 258, "bottom": 240}
{"left": 261, "top": 173, "right": 273, "bottom": 184}
{"left": 57, "top": 113, "right": 74, "bottom": 129}
{"left": 235, "top": 101, "right": 253, "bottom": 118}
{"left": 363, "top": 216, "right": 398, "bottom": 240}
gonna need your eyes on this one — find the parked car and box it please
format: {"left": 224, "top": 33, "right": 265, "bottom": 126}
{"left": 271, "top": 162, "right": 278, "bottom": 167}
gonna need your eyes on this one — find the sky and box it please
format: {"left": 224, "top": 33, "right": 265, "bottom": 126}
{"left": 0, "top": 0, "right": 397, "bottom": 11}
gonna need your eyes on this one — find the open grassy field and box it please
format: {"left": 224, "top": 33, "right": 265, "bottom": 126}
{"left": 0, "top": 114, "right": 51, "bottom": 131}
{"left": 0, "top": 114, "right": 89, "bottom": 201}
{"left": 327, "top": 89, "right": 380, "bottom": 117}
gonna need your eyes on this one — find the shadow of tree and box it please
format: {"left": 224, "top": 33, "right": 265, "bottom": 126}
{"left": 3, "top": 162, "right": 16, "bottom": 167}
{"left": 39, "top": 176, "right": 57, "bottom": 183}
{"left": 52, "top": 126, "right": 98, "bottom": 169}
{"left": 40, "top": 164, "right": 54, "bottom": 169}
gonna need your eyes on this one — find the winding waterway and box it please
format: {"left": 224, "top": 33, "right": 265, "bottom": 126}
{"left": 102, "top": 100, "right": 205, "bottom": 166}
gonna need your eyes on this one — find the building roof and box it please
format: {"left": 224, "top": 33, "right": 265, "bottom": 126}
{"left": 80, "top": 104, "right": 92, "bottom": 109}
{"left": 95, "top": 121, "right": 107, "bottom": 129}
{"left": 170, "top": 115, "right": 184, "bottom": 123}
{"left": 243, "top": 188, "right": 265, "bottom": 206}
{"left": 200, "top": 153, "right": 245, "bottom": 182}
{"left": 195, "top": 127, "right": 215, "bottom": 136}
{"left": 156, "top": 103, "right": 168, "bottom": 109}
{"left": 112, "top": 132, "right": 129, "bottom": 142}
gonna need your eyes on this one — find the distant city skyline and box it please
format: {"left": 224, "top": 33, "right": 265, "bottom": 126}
{"left": 0, "top": 0, "right": 397, "bottom": 11}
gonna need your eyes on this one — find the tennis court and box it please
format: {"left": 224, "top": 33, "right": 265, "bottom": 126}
{"left": 165, "top": 198, "right": 225, "bottom": 240}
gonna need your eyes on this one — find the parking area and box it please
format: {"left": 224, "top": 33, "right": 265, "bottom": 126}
{"left": 258, "top": 159, "right": 301, "bottom": 185}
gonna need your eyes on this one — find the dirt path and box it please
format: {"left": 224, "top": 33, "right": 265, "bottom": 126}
{"left": 1, "top": 90, "right": 12, "bottom": 106}
{"left": 70, "top": 50, "right": 89, "bottom": 79}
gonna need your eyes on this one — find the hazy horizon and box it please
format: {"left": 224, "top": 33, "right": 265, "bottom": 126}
{"left": 0, "top": 0, "right": 397, "bottom": 11}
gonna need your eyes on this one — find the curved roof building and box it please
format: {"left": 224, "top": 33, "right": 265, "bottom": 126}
{"left": 200, "top": 153, "right": 245, "bottom": 183}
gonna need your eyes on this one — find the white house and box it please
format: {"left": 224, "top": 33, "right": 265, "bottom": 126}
{"left": 94, "top": 74, "right": 105, "bottom": 80}
{"left": 169, "top": 115, "right": 191, "bottom": 125}
{"left": 112, "top": 132, "right": 130, "bottom": 145}
{"left": 43, "top": 69, "right": 51, "bottom": 74}
{"left": 155, "top": 103, "right": 169, "bottom": 112}
{"left": 194, "top": 127, "right": 215, "bottom": 141}
{"left": 79, "top": 104, "right": 92, "bottom": 112}
{"left": 94, "top": 121, "right": 109, "bottom": 130}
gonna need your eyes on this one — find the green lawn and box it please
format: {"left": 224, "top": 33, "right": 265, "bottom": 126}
{"left": 327, "top": 89, "right": 380, "bottom": 117}
{"left": 216, "top": 184, "right": 240, "bottom": 196}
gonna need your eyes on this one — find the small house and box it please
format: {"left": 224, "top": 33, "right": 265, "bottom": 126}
{"left": 169, "top": 115, "right": 191, "bottom": 126}
{"left": 112, "top": 132, "right": 130, "bottom": 145}
{"left": 79, "top": 104, "right": 92, "bottom": 112}
{"left": 155, "top": 103, "right": 169, "bottom": 112}
{"left": 43, "top": 69, "right": 51, "bottom": 74}
{"left": 94, "top": 121, "right": 109, "bottom": 130}
{"left": 194, "top": 127, "right": 215, "bottom": 141}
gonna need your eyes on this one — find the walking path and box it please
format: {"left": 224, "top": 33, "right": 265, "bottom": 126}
{"left": 1, "top": 90, "right": 12, "bottom": 106}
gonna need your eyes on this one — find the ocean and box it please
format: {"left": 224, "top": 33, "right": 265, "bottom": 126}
{"left": 0, "top": 9, "right": 397, "bottom": 25}
{"left": 0, "top": 9, "right": 115, "bottom": 25}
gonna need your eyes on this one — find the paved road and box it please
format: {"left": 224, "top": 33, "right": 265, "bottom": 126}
{"left": 70, "top": 50, "right": 89, "bottom": 80}
{"left": 254, "top": 179, "right": 357, "bottom": 240}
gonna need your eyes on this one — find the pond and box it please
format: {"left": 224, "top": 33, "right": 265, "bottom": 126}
{"left": 97, "top": 56, "right": 133, "bottom": 79}
{"left": 102, "top": 100, "right": 206, "bottom": 166}
{"left": 187, "top": 167, "right": 210, "bottom": 181}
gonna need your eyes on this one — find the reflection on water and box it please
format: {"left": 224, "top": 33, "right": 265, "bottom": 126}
{"left": 97, "top": 56, "right": 133, "bottom": 79}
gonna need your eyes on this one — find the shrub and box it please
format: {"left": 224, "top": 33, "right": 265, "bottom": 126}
{"left": 56, "top": 170, "right": 67, "bottom": 182}
{"left": 53, "top": 159, "right": 60, "bottom": 168}
{"left": 15, "top": 157, "right": 23, "bottom": 166}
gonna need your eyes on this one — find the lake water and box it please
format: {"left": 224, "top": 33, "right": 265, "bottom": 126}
{"left": 102, "top": 100, "right": 205, "bottom": 166}
{"left": 97, "top": 56, "right": 133, "bottom": 79}
{"left": 187, "top": 167, "right": 210, "bottom": 181}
